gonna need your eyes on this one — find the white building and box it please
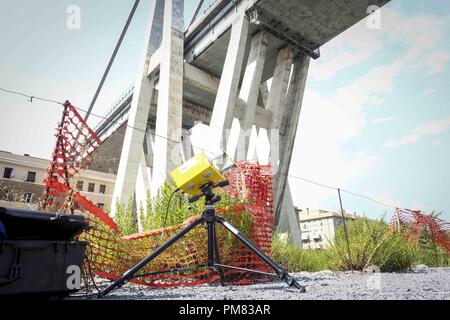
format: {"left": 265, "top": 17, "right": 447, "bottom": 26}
{"left": 0, "top": 150, "right": 116, "bottom": 211}
{"left": 296, "top": 209, "right": 357, "bottom": 249}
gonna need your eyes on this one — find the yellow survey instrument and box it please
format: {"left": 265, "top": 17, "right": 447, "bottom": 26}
{"left": 170, "top": 152, "right": 226, "bottom": 196}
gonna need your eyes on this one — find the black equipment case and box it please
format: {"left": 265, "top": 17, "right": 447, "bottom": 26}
{"left": 0, "top": 207, "right": 89, "bottom": 297}
{"left": 0, "top": 240, "right": 88, "bottom": 297}
{"left": 0, "top": 207, "right": 88, "bottom": 240}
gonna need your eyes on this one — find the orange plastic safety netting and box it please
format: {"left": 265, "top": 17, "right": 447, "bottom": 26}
{"left": 391, "top": 208, "right": 450, "bottom": 254}
{"left": 42, "top": 101, "right": 101, "bottom": 213}
{"left": 42, "top": 102, "right": 276, "bottom": 287}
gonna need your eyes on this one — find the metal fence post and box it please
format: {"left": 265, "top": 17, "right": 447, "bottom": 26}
{"left": 338, "top": 189, "right": 353, "bottom": 270}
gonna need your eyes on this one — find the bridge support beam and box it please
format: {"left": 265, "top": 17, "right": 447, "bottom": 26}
{"left": 136, "top": 151, "right": 152, "bottom": 229}
{"left": 111, "top": 0, "right": 162, "bottom": 217}
{"left": 234, "top": 31, "right": 268, "bottom": 161}
{"left": 253, "top": 46, "right": 292, "bottom": 166}
{"left": 275, "top": 54, "right": 310, "bottom": 242}
{"left": 209, "top": 15, "right": 249, "bottom": 153}
{"left": 278, "top": 183, "right": 302, "bottom": 246}
{"left": 267, "top": 46, "right": 294, "bottom": 134}
{"left": 152, "top": 0, "right": 185, "bottom": 193}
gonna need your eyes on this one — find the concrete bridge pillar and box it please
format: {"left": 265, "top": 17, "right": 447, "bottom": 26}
{"left": 234, "top": 31, "right": 268, "bottom": 162}
{"left": 275, "top": 54, "right": 311, "bottom": 243}
{"left": 135, "top": 151, "right": 152, "bottom": 229}
{"left": 151, "top": 0, "right": 184, "bottom": 194}
{"left": 209, "top": 15, "right": 249, "bottom": 154}
{"left": 110, "top": 0, "right": 163, "bottom": 217}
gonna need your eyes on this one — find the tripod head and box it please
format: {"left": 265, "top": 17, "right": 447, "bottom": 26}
{"left": 188, "top": 180, "right": 229, "bottom": 205}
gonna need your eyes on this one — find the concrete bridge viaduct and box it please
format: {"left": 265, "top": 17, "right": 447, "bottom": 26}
{"left": 89, "top": 0, "right": 391, "bottom": 245}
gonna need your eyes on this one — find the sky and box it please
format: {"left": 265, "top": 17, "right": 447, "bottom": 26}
{"left": 0, "top": 0, "right": 449, "bottom": 221}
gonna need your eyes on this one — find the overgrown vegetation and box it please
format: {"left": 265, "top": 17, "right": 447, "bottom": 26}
{"left": 414, "top": 221, "right": 450, "bottom": 267}
{"left": 272, "top": 217, "right": 449, "bottom": 273}
{"left": 330, "top": 218, "right": 416, "bottom": 272}
{"left": 271, "top": 233, "right": 335, "bottom": 272}
{"left": 113, "top": 188, "right": 449, "bottom": 272}
{"left": 114, "top": 198, "right": 138, "bottom": 236}
{"left": 114, "top": 181, "right": 247, "bottom": 236}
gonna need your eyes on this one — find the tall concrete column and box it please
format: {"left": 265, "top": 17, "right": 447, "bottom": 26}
{"left": 135, "top": 151, "right": 152, "bottom": 229}
{"left": 234, "top": 31, "right": 268, "bottom": 161}
{"left": 259, "top": 82, "right": 269, "bottom": 108}
{"left": 209, "top": 15, "right": 249, "bottom": 153}
{"left": 111, "top": 0, "right": 162, "bottom": 216}
{"left": 254, "top": 46, "right": 293, "bottom": 166}
{"left": 267, "top": 46, "right": 294, "bottom": 133}
{"left": 275, "top": 54, "right": 311, "bottom": 244}
{"left": 152, "top": 0, "right": 184, "bottom": 193}
{"left": 181, "top": 129, "right": 194, "bottom": 162}
{"left": 277, "top": 183, "right": 302, "bottom": 246}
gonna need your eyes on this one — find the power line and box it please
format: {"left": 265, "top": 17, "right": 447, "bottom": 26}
{"left": 288, "top": 174, "right": 399, "bottom": 210}
{"left": 287, "top": 175, "right": 337, "bottom": 191}
{"left": 0, "top": 86, "right": 235, "bottom": 180}
{"left": 0, "top": 85, "right": 183, "bottom": 144}
{"left": 0, "top": 86, "right": 405, "bottom": 211}
{"left": 0, "top": 87, "right": 63, "bottom": 105}
{"left": 339, "top": 189, "right": 398, "bottom": 210}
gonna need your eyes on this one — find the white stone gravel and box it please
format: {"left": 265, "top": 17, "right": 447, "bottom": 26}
{"left": 83, "top": 267, "right": 450, "bottom": 300}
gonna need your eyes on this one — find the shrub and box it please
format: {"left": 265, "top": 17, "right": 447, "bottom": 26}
{"left": 271, "top": 232, "right": 336, "bottom": 272}
{"left": 414, "top": 228, "right": 450, "bottom": 267}
{"left": 114, "top": 181, "right": 249, "bottom": 236}
{"left": 114, "top": 198, "right": 138, "bottom": 236}
{"left": 414, "top": 245, "right": 449, "bottom": 267}
{"left": 139, "top": 182, "right": 247, "bottom": 231}
{"left": 330, "top": 218, "right": 416, "bottom": 272}
{"left": 375, "top": 231, "right": 417, "bottom": 272}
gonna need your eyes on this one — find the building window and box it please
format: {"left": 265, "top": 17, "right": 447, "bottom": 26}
{"left": 23, "top": 193, "right": 33, "bottom": 204}
{"left": 26, "top": 171, "right": 36, "bottom": 183}
{"left": 76, "top": 181, "right": 84, "bottom": 191}
{"left": 97, "top": 203, "right": 105, "bottom": 210}
{"left": 99, "top": 185, "right": 106, "bottom": 195}
{"left": 3, "top": 168, "right": 13, "bottom": 179}
{"left": 88, "top": 183, "right": 95, "bottom": 193}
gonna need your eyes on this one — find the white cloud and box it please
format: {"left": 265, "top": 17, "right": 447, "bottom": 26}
{"left": 310, "top": 8, "right": 450, "bottom": 81}
{"left": 384, "top": 116, "right": 450, "bottom": 148}
{"left": 310, "top": 25, "right": 384, "bottom": 81}
{"left": 372, "top": 117, "right": 394, "bottom": 124}
{"left": 420, "top": 50, "right": 450, "bottom": 76}
{"left": 416, "top": 116, "right": 450, "bottom": 135}
{"left": 290, "top": 8, "right": 450, "bottom": 209}
{"left": 291, "top": 63, "right": 401, "bottom": 208}
{"left": 422, "top": 88, "right": 436, "bottom": 97}
{"left": 384, "top": 134, "right": 420, "bottom": 148}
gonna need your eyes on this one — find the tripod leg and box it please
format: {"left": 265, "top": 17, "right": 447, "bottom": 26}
{"left": 98, "top": 217, "right": 204, "bottom": 297}
{"left": 207, "top": 219, "right": 225, "bottom": 285}
{"left": 218, "top": 217, "right": 305, "bottom": 292}
{"left": 213, "top": 226, "right": 226, "bottom": 286}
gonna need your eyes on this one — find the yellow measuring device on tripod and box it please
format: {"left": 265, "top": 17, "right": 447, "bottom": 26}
{"left": 170, "top": 152, "right": 226, "bottom": 196}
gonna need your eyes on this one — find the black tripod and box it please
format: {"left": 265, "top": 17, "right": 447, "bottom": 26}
{"left": 98, "top": 181, "right": 305, "bottom": 297}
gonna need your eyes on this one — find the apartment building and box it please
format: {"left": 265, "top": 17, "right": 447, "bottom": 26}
{"left": 0, "top": 150, "right": 116, "bottom": 211}
{"left": 296, "top": 209, "right": 358, "bottom": 249}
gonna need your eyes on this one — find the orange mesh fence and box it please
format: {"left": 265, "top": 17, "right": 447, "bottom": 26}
{"left": 42, "top": 102, "right": 276, "bottom": 287}
{"left": 43, "top": 102, "right": 101, "bottom": 212}
{"left": 46, "top": 166, "right": 274, "bottom": 287}
{"left": 391, "top": 208, "right": 450, "bottom": 254}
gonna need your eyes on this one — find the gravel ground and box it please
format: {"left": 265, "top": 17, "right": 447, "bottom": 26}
{"left": 84, "top": 266, "right": 450, "bottom": 300}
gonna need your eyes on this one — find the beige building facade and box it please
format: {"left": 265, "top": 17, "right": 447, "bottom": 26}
{"left": 0, "top": 150, "right": 116, "bottom": 212}
{"left": 296, "top": 209, "right": 357, "bottom": 249}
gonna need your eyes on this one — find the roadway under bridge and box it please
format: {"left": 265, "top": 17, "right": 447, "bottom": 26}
{"left": 89, "top": 0, "right": 391, "bottom": 245}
